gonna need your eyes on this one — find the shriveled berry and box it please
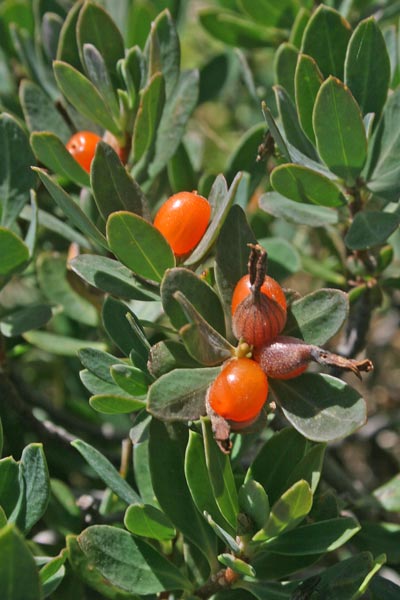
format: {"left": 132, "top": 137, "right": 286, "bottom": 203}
{"left": 253, "top": 336, "right": 310, "bottom": 380}
{"left": 153, "top": 191, "right": 211, "bottom": 257}
{"left": 66, "top": 131, "right": 101, "bottom": 173}
{"left": 231, "top": 245, "right": 287, "bottom": 347}
{"left": 208, "top": 357, "right": 268, "bottom": 422}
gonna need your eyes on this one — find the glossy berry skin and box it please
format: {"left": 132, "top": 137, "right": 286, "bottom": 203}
{"left": 231, "top": 274, "right": 287, "bottom": 347}
{"left": 153, "top": 191, "right": 211, "bottom": 257}
{"left": 208, "top": 358, "right": 268, "bottom": 422}
{"left": 253, "top": 336, "right": 309, "bottom": 380}
{"left": 66, "top": 131, "right": 102, "bottom": 173}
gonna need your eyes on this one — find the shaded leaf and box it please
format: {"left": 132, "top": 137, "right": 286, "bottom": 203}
{"left": 132, "top": 73, "right": 165, "bottom": 165}
{"left": 147, "top": 367, "right": 219, "bottom": 421}
{"left": 301, "top": 5, "right": 352, "bottom": 79}
{"left": 373, "top": 473, "right": 400, "bottom": 512}
{"left": 274, "top": 85, "right": 318, "bottom": 159}
{"left": 272, "top": 373, "right": 367, "bottom": 442}
{"left": 0, "top": 113, "right": 36, "bottom": 227}
{"left": 148, "top": 339, "right": 202, "bottom": 378}
{"left": 0, "top": 525, "right": 41, "bottom": 600}
{"left": 79, "top": 525, "right": 190, "bottom": 593}
{"left": 72, "top": 439, "right": 140, "bottom": 505}
{"left": 22, "top": 331, "right": 106, "bottom": 356}
{"left": 0, "top": 304, "right": 52, "bottom": 337}
{"left": 14, "top": 443, "right": 50, "bottom": 534}
{"left": 238, "top": 478, "right": 270, "bottom": 530}
{"left": 345, "top": 211, "right": 400, "bottom": 250}
{"left": 20, "top": 79, "right": 71, "bottom": 142}
{"left": 345, "top": 17, "right": 391, "bottom": 119}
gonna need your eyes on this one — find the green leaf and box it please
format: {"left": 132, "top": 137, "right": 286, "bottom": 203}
{"left": 56, "top": 0, "right": 82, "bottom": 70}
{"left": 53, "top": 61, "right": 122, "bottom": 138}
{"left": 0, "top": 418, "right": 2, "bottom": 457}
{"left": 225, "top": 123, "right": 266, "bottom": 184}
{"left": 272, "top": 373, "right": 367, "bottom": 442}
{"left": 31, "top": 132, "right": 90, "bottom": 187}
{"left": 161, "top": 268, "right": 226, "bottom": 335}
{"left": 301, "top": 5, "right": 352, "bottom": 79}
{"left": 72, "top": 439, "right": 140, "bottom": 505}
{"left": 218, "top": 553, "right": 255, "bottom": 577}
{"left": 202, "top": 418, "right": 239, "bottom": 531}
{"left": 185, "top": 430, "right": 232, "bottom": 531}
{"left": 238, "top": 0, "right": 295, "bottom": 28}
{"left": 274, "top": 85, "right": 318, "bottom": 159}
{"left": 20, "top": 204, "right": 90, "bottom": 248}
{"left": 238, "top": 478, "right": 270, "bottom": 530}
{"left": 132, "top": 72, "right": 165, "bottom": 165}
{"left": 82, "top": 44, "right": 120, "bottom": 121}
{"left": 0, "top": 304, "right": 52, "bottom": 337}
{"left": 215, "top": 204, "right": 257, "bottom": 310}
{"left": 253, "top": 480, "right": 312, "bottom": 541}
{"left": 286, "top": 444, "right": 326, "bottom": 494}
{"left": 148, "top": 339, "right": 202, "bottom": 378}
{"left": 313, "top": 76, "right": 367, "bottom": 185}
{"left": 175, "top": 291, "right": 234, "bottom": 366}
{"left": 77, "top": 1, "right": 124, "bottom": 87}
{"left": 33, "top": 168, "right": 108, "bottom": 249}
{"left": 250, "top": 428, "right": 308, "bottom": 505}
{"left": 295, "top": 54, "right": 323, "bottom": 144}
{"left": 147, "top": 367, "right": 219, "bottom": 421}
{"left": 364, "top": 87, "right": 400, "bottom": 200}
{"left": 0, "top": 457, "right": 20, "bottom": 517}
{"left": 251, "top": 551, "right": 321, "bottom": 580}
{"left": 258, "top": 237, "right": 301, "bottom": 281}
{"left": 70, "top": 254, "right": 158, "bottom": 300}
{"left": 345, "top": 211, "right": 400, "bottom": 250}
{"left": 370, "top": 575, "right": 400, "bottom": 599}
{"left": 259, "top": 191, "right": 339, "bottom": 226}
{"left": 80, "top": 369, "right": 126, "bottom": 396}
{"left": 124, "top": 503, "right": 176, "bottom": 540}
{"left": 107, "top": 211, "right": 175, "bottom": 283}
{"left": 262, "top": 516, "right": 360, "bottom": 555}
{"left": 39, "top": 551, "right": 67, "bottom": 598}
{"left": 236, "top": 579, "right": 294, "bottom": 599}
{"left": 354, "top": 521, "right": 400, "bottom": 564}
{"left": 22, "top": 331, "right": 107, "bottom": 356}
{"left": 289, "top": 7, "right": 310, "bottom": 49}
{"left": 0, "top": 228, "right": 29, "bottom": 283}
{"left": 167, "top": 142, "right": 196, "bottom": 193}
{"left": 19, "top": 80, "right": 71, "bottom": 142}
{"left": 148, "top": 420, "right": 218, "bottom": 568}
{"left": 199, "top": 53, "right": 229, "bottom": 104}
{"left": 274, "top": 43, "right": 298, "bottom": 102}
{"left": 111, "top": 364, "right": 149, "bottom": 396}
{"left": 14, "top": 443, "right": 50, "bottom": 534}
{"left": 345, "top": 17, "right": 391, "bottom": 119}
{"left": 37, "top": 253, "right": 98, "bottom": 326}
{"left": 373, "top": 473, "right": 400, "bottom": 512}
{"left": 145, "top": 9, "right": 180, "bottom": 99}
{"left": 91, "top": 142, "right": 147, "bottom": 220}
{"left": 185, "top": 172, "right": 243, "bottom": 266}
{"left": 148, "top": 69, "right": 199, "bottom": 179}
{"left": 78, "top": 347, "right": 124, "bottom": 383}
{"left": 271, "top": 163, "right": 346, "bottom": 207}
{"left": 312, "top": 552, "right": 380, "bottom": 599}
{"left": 204, "top": 511, "right": 240, "bottom": 553}
{"left": 199, "top": 8, "right": 286, "bottom": 48}
{"left": 102, "top": 297, "right": 150, "bottom": 368}
{"left": 285, "top": 288, "right": 349, "bottom": 345}
{"left": 0, "top": 113, "right": 36, "bottom": 228}
{"left": 90, "top": 394, "right": 145, "bottom": 415}
{"left": 0, "top": 525, "right": 41, "bottom": 600}
{"left": 79, "top": 525, "right": 190, "bottom": 593}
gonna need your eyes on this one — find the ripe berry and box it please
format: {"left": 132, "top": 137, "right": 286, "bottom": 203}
{"left": 231, "top": 245, "right": 287, "bottom": 347}
{"left": 66, "top": 131, "right": 101, "bottom": 173}
{"left": 153, "top": 191, "right": 211, "bottom": 257}
{"left": 208, "top": 357, "right": 268, "bottom": 422}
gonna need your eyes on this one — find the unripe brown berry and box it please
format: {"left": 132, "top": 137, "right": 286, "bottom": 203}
{"left": 253, "top": 336, "right": 310, "bottom": 379}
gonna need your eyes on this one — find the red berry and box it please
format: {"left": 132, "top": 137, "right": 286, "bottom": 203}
{"left": 153, "top": 191, "right": 211, "bottom": 257}
{"left": 66, "top": 131, "right": 101, "bottom": 173}
{"left": 253, "top": 336, "right": 310, "bottom": 380}
{"left": 208, "top": 358, "right": 268, "bottom": 423}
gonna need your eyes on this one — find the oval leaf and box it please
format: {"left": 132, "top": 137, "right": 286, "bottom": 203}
{"left": 345, "top": 211, "right": 400, "bottom": 250}
{"left": 271, "top": 164, "right": 346, "bottom": 207}
{"left": 272, "top": 373, "right": 367, "bottom": 442}
{"left": 124, "top": 503, "right": 176, "bottom": 540}
{"left": 31, "top": 132, "right": 90, "bottom": 187}
{"left": 259, "top": 192, "right": 338, "bottom": 226}
{"left": 295, "top": 54, "right": 323, "bottom": 144}
{"left": 313, "top": 77, "right": 367, "bottom": 185}
{"left": 107, "top": 211, "right": 175, "bottom": 283}
{"left": 89, "top": 394, "right": 145, "bottom": 414}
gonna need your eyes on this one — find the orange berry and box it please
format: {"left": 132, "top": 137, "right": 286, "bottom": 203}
{"left": 208, "top": 358, "right": 268, "bottom": 422}
{"left": 153, "top": 191, "right": 211, "bottom": 256}
{"left": 66, "top": 131, "right": 101, "bottom": 173}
